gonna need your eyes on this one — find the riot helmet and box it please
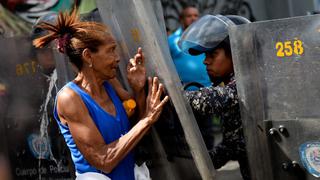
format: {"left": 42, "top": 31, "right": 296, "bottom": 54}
{"left": 178, "top": 14, "right": 250, "bottom": 55}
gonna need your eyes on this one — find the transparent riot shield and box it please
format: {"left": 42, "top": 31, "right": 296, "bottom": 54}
{"left": 96, "top": 0, "right": 215, "bottom": 179}
{"left": 0, "top": 37, "right": 74, "bottom": 179}
{"left": 229, "top": 14, "right": 320, "bottom": 180}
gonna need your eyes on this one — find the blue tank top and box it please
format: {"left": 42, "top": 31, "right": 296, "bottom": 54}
{"left": 53, "top": 81, "right": 134, "bottom": 180}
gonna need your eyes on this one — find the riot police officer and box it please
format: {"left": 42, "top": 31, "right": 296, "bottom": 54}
{"left": 31, "top": 12, "right": 58, "bottom": 76}
{"left": 179, "top": 14, "right": 251, "bottom": 180}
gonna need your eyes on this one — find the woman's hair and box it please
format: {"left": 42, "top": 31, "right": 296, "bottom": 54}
{"left": 33, "top": 8, "right": 111, "bottom": 70}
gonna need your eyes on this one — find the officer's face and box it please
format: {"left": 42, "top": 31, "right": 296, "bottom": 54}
{"left": 204, "top": 48, "right": 233, "bottom": 78}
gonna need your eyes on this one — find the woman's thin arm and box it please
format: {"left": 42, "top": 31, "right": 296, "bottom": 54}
{"left": 127, "top": 47, "right": 147, "bottom": 119}
{"left": 57, "top": 77, "right": 168, "bottom": 173}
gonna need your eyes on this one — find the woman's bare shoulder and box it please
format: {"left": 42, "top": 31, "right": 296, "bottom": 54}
{"left": 57, "top": 87, "right": 79, "bottom": 104}
{"left": 56, "top": 87, "right": 87, "bottom": 121}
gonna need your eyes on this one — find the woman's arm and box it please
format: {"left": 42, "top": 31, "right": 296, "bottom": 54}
{"left": 57, "top": 77, "right": 168, "bottom": 173}
{"left": 109, "top": 48, "right": 147, "bottom": 119}
{"left": 127, "top": 47, "right": 147, "bottom": 119}
{"left": 184, "top": 80, "right": 238, "bottom": 116}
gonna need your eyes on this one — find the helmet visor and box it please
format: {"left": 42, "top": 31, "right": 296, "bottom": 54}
{"left": 178, "top": 15, "right": 235, "bottom": 55}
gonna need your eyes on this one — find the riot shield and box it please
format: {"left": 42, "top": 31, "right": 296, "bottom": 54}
{"left": 229, "top": 14, "right": 320, "bottom": 180}
{"left": 0, "top": 37, "right": 74, "bottom": 179}
{"left": 96, "top": 0, "right": 215, "bottom": 180}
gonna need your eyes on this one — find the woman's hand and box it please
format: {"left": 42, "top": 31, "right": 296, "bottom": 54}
{"left": 127, "top": 47, "right": 146, "bottom": 93}
{"left": 143, "top": 77, "right": 169, "bottom": 124}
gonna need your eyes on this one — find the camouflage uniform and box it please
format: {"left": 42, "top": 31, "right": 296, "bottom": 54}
{"left": 184, "top": 76, "right": 251, "bottom": 180}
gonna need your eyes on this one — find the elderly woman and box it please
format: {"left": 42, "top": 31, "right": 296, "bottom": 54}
{"left": 33, "top": 9, "right": 169, "bottom": 180}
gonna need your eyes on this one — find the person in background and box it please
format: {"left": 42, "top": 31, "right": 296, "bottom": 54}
{"left": 31, "top": 12, "right": 58, "bottom": 76}
{"left": 33, "top": 8, "right": 169, "bottom": 180}
{"left": 179, "top": 14, "right": 251, "bottom": 180}
{"left": 168, "top": 5, "right": 211, "bottom": 90}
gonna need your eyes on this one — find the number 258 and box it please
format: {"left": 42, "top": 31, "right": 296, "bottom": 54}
{"left": 276, "top": 39, "right": 304, "bottom": 57}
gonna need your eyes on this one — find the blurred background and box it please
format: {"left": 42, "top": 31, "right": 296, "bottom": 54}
{"left": 0, "top": 0, "right": 319, "bottom": 37}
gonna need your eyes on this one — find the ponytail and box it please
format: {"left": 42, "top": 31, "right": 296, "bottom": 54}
{"left": 33, "top": 8, "right": 111, "bottom": 70}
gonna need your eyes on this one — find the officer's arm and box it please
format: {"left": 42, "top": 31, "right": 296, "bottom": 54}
{"left": 184, "top": 81, "right": 238, "bottom": 116}
{"left": 56, "top": 88, "right": 151, "bottom": 173}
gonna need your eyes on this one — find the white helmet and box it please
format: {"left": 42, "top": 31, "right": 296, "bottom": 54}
{"left": 178, "top": 14, "right": 250, "bottom": 55}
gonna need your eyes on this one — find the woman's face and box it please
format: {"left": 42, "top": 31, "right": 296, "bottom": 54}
{"left": 90, "top": 36, "right": 120, "bottom": 79}
{"left": 204, "top": 48, "right": 233, "bottom": 78}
